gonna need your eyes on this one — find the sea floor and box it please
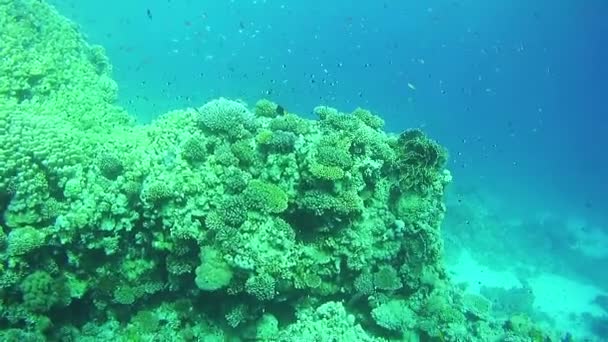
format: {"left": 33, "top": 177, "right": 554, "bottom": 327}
{"left": 442, "top": 184, "right": 608, "bottom": 341}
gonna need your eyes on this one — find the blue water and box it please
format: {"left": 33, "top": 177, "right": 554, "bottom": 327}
{"left": 50, "top": 0, "right": 608, "bottom": 224}
{"left": 48, "top": 0, "right": 608, "bottom": 335}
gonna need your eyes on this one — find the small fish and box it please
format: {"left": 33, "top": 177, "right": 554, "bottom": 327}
{"left": 276, "top": 105, "right": 285, "bottom": 115}
{"left": 146, "top": 9, "right": 152, "bottom": 19}
{"left": 407, "top": 82, "right": 416, "bottom": 90}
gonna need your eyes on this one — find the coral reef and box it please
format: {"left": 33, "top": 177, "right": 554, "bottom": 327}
{"left": 0, "top": 0, "right": 561, "bottom": 340}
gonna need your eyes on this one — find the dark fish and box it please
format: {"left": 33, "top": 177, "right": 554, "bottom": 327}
{"left": 276, "top": 105, "right": 285, "bottom": 115}
{"left": 146, "top": 9, "right": 153, "bottom": 19}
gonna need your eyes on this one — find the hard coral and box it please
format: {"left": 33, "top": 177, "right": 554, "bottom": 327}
{"left": 371, "top": 299, "right": 416, "bottom": 332}
{"left": 217, "top": 196, "right": 247, "bottom": 227}
{"left": 254, "top": 99, "right": 282, "bottom": 118}
{"left": 393, "top": 128, "right": 448, "bottom": 193}
{"left": 6, "top": 226, "right": 45, "bottom": 256}
{"left": 180, "top": 136, "right": 207, "bottom": 163}
{"left": 244, "top": 180, "right": 288, "bottom": 214}
{"left": 20, "top": 271, "right": 69, "bottom": 312}
{"left": 269, "top": 113, "right": 309, "bottom": 135}
{"left": 195, "top": 247, "right": 233, "bottom": 291}
{"left": 262, "top": 130, "right": 297, "bottom": 154}
{"left": 196, "top": 98, "right": 254, "bottom": 139}
{"left": 298, "top": 190, "right": 362, "bottom": 219}
{"left": 2, "top": 3, "right": 559, "bottom": 341}
{"left": 245, "top": 273, "right": 276, "bottom": 301}
{"left": 309, "top": 163, "right": 345, "bottom": 181}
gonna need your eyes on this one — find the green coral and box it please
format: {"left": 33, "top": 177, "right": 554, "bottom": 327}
{"left": 278, "top": 301, "right": 382, "bottom": 341}
{"left": 371, "top": 299, "right": 415, "bottom": 332}
{"left": 20, "top": 271, "right": 69, "bottom": 312}
{"left": 256, "top": 314, "right": 279, "bottom": 340}
{"left": 97, "top": 153, "right": 124, "bottom": 180}
{"left": 315, "top": 144, "right": 353, "bottom": 170}
{"left": 6, "top": 226, "right": 45, "bottom": 256}
{"left": 243, "top": 180, "right": 288, "bottom": 214}
{"left": 393, "top": 129, "right": 448, "bottom": 193}
{"left": 0, "top": 2, "right": 563, "bottom": 340}
{"left": 352, "top": 107, "right": 385, "bottom": 130}
{"left": 230, "top": 139, "right": 257, "bottom": 165}
{"left": 223, "top": 168, "right": 250, "bottom": 194}
{"left": 113, "top": 285, "right": 137, "bottom": 305}
{"left": 395, "top": 192, "right": 428, "bottom": 222}
{"left": 315, "top": 106, "right": 360, "bottom": 132}
{"left": 181, "top": 136, "right": 207, "bottom": 163}
{"left": 196, "top": 98, "right": 254, "bottom": 139}
{"left": 298, "top": 190, "right": 362, "bottom": 218}
{"left": 130, "top": 310, "right": 160, "bottom": 334}
{"left": 373, "top": 265, "right": 402, "bottom": 291}
{"left": 217, "top": 196, "right": 247, "bottom": 227}
{"left": 195, "top": 247, "right": 233, "bottom": 291}
{"left": 214, "top": 143, "right": 239, "bottom": 166}
{"left": 141, "top": 181, "right": 173, "bottom": 203}
{"left": 269, "top": 113, "right": 309, "bottom": 135}
{"left": 254, "top": 99, "right": 282, "bottom": 118}
{"left": 307, "top": 134, "right": 354, "bottom": 182}
{"left": 309, "top": 163, "right": 345, "bottom": 181}
{"left": 354, "top": 272, "right": 375, "bottom": 295}
{"left": 245, "top": 273, "right": 276, "bottom": 301}
{"left": 255, "top": 129, "right": 273, "bottom": 145}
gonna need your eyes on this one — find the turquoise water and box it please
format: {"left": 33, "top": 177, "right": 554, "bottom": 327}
{"left": 52, "top": 0, "right": 607, "bottom": 220}
{"left": 2, "top": 0, "right": 607, "bottom": 340}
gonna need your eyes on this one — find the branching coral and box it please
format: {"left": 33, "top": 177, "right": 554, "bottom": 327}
{"left": 243, "top": 180, "right": 289, "bottom": 214}
{"left": 196, "top": 98, "right": 255, "bottom": 139}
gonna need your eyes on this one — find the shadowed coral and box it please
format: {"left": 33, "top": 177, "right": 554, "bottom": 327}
{"left": 354, "top": 272, "right": 375, "bottom": 295}
{"left": 225, "top": 304, "right": 248, "bottom": 328}
{"left": 266, "top": 130, "right": 297, "bottom": 153}
{"left": 141, "top": 181, "right": 173, "bottom": 203}
{"left": 113, "top": 285, "right": 138, "bottom": 305}
{"left": 97, "top": 153, "right": 124, "bottom": 180}
{"left": 245, "top": 274, "right": 276, "bottom": 301}
{"left": 230, "top": 139, "right": 257, "bottom": 165}
{"left": 20, "top": 271, "right": 69, "bottom": 312}
{"left": 298, "top": 190, "right": 362, "bottom": 219}
{"left": 373, "top": 265, "right": 402, "bottom": 291}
